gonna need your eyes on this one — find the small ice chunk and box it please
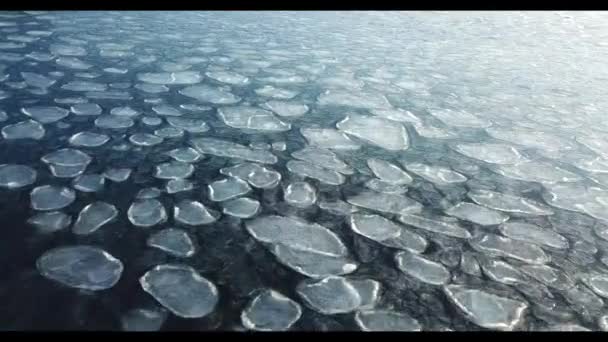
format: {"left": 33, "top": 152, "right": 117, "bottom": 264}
{"left": 27, "top": 211, "right": 71, "bottom": 233}
{"left": 111, "top": 106, "right": 139, "bottom": 117}
{"left": 72, "top": 174, "right": 105, "bottom": 192}
{"left": 166, "top": 179, "right": 195, "bottom": 194}
{"left": 190, "top": 137, "right": 277, "bottom": 164}
{"left": 222, "top": 197, "right": 260, "bottom": 218}
{"left": 470, "top": 233, "right": 550, "bottom": 264}
{"left": 480, "top": 259, "right": 527, "bottom": 285}
{"left": 404, "top": 163, "right": 467, "bottom": 186}
{"left": 121, "top": 308, "right": 167, "bottom": 332}
{"left": 291, "top": 147, "right": 353, "bottom": 175}
{"left": 141, "top": 116, "right": 162, "bottom": 126}
{"left": 152, "top": 105, "right": 182, "bottom": 117}
{"left": 127, "top": 199, "right": 167, "bottom": 227}
{"left": 270, "top": 244, "right": 357, "bottom": 278}
{"left": 255, "top": 85, "right": 297, "bottom": 99}
{"left": 72, "top": 201, "right": 118, "bottom": 235}
{"left": 337, "top": 114, "right": 409, "bottom": 151}
{"left": 166, "top": 117, "right": 209, "bottom": 133}
{"left": 0, "top": 164, "right": 36, "bottom": 189}
{"left": 154, "top": 162, "right": 194, "bottom": 180}
{"left": 284, "top": 182, "right": 317, "bottom": 208}
{"left": 349, "top": 214, "right": 402, "bottom": 242}
{"left": 220, "top": 162, "right": 281, "bottom": 189}
{"left": 130, "top": 133, "right": 164, "bottom": 147}
{"left": 42, "top": 148, "right": 91, "bottom": 167}
{"left": 179, "top": 84, "right": 241, "bottom": 104}
{"left": 69, "top": 131, "right": 109, "bottom": 147}
{"left": 1, "top": 119, "right": 45, "bottom": 140}
{"left": 21, "top": 106, "right": 69, "bottom": 123}
{"left": 94, "top": 115, "right": 134, "bottom": 129}
{"left": 429, "top": 109, "right": 491, "bottom": 128}
{"left": 21, "top": 71, "right": 56, "bottom": 88}
{"left": 37, "top": 246, "right": 123, "bottom": 291}
{"left": 286, "top": 160, "right": 345, "bottom": 186}
{"left": 174, "top": 200, "right": 216, "bottom": 225}
{"left": 262, "top": 101, "right": 308, "bottom": 117}
{"left": 147, "top": 228, "right": 196, "bottom": 257}
{"left": 453, "top": 143, "right": 524, "bottom": 165}
{"left": 467, "top": 189, "right": 554, "bottom": 216}
{"left": 367, "top": 158, "right": 412, "bottom": 185}
{"left": 395, "top": 251, "right": 450, "bottom": 285}
{"left": 398, "top": 214, "right": 471, "bottom": 239}
{"left": 355, "top": 310, "right": 422, "bottom": 331}
{"left": 70, "top": 103, "right": 102, "bottom": 116}
{"left": 498, "top": 222, "right": 569, "bottom": 249}
{"left": 446, "top": 202, "right": 509, "bottom": 226}
{"left": 208, "top": 177, "right": 251, "bottom": 202}
{"left": 300, "top": 127, "right": 361, "bottom": 150}
{"left": 347, "top": 190, "right": 422, "bottom": 215}
{"left": 493, "top": 160, "right": 581, "bottom": 184}
{"left": 296, "top": 276, "right": 361, "bottom": 314}
{"left": 241, "top": 289, "right": 302, "bottom": 331}
{"left": 30, "top": 185, "right": 75, "bottom": 211}
{"left": 140, "top": 264, "right": 218, "bottom": 318}
{"left": 218, "top": 106, "right": 291, "bottom": 132}
{"left": 167, "top": 147, "right": 201, "bottom": 163}
{"left": 136, "top": 187, "right": 162, "bottom": 199}
{"left": 103, "top": 168, "right": 131, "bottom": 182}
{"left": 443, "top": 285, "right": 528, "bottom": 331}
{"left": 206, "top": 70, "right": 249, "bottom": 85}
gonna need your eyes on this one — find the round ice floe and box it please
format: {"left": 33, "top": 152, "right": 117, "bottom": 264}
{"left": 346, "top": 190, "right": 422, "bottom": 216}
{"left": 129, "top": 133, "right": 164, "bottom": 147}
{"left": 141, "top": 116, "right": 163, "bottom": 126}
{"left": 350, "top": 214, "right": 402, "bottom": 242}
{"left": 179, "top": 84, "right": 241, "bottom": 104}
{"left": 128, "top": 199, "right": 167, "bottom": 227}
{"left": 467, "top": 189, "right": 553, "bottom": 216}
{"left": 284, "top": 182, "right": 317, "bottom": 208}
{"left": 355, "top": 310, "right": 422, "bottom": 331}
{"left": 470, "top": 233, "right": 550, "bottom": 264}
{"left": 262, "top": 101, "right": 308, "bottom": 117}
{"left": 137, "top": 71, "right": 202, "bottom": 85}
{"left": 94, "top": 115, "right": 134, "bottom": 129}
{"left": 72, "top": 201, "right": 118, "bottom": 235}
{"left": 296, "top": 276, "right": 362, "bottom": 315}
{"left": 255, "top": 85, "right": 297, "bottom": 99}
{"left": 21, "top": 106, "right": 69, "bottom": 123}
{"left": 241, "top": 290, "right": 302, "bottom": 331}
{"left": 0, "top": 164, "right": 36, "bottom": 189}
{"left": 453, "top": 142, "right": 525, "bottom": 165}
{"left": 364, "top": 179, "right": 408, "bottom": 194}
{"left": 246, "top": 215, "right": 347, "bottom": 257}
{"left": 154, "top": 127, "right": 184, "bottom": 139}
{"left": 208, "top": 177, "right": 251, "bottom": 202}
{"left": 135, "top": 83, "right": 168, "bottom": 94}
{"left": 37, "top": 246, "right": 123, "bottom": 291}
{"left": 147, "top": 228, "right": 196, "bottom": 257}
{"left": 136, "top": 187, "right": 162, "bottom": 199}
{"left": 405, "top": 163, "right": 467, "bottom": 186}
{"left": 190, "top": 137, "right": 278, "bottom": 164}
{"left": 139, "top": 264, "right": 219, "bottom": 318}
{"left": 446, "top": 202, "right": 509, "bottom": 226}
{"left": 27, "top": 211, "right": 72, "bottom": 233}
{"left": 300, "top": 127, "right": 361, "bottom": 150}
{"left": 72, "top": 173, "right": 105, "bottom": 192}
{"left": 174, "top": 200, "right": 216, "bottom": 225}
{"left": 291, "top": 147, "right": 353, "bottom": 175}
{"left": 429, "top": 108, "right": 491, "bottom": 129}
{"left": 443, "top": 285, "right": 528, "bottom": 331}
{"left": 270, "top": 244, "right": 358, "bottom": 278}
{"left": 152, "top": 105, "right": 182, "bottom": 117}
{"left": 21, "top": 71, "right": 56, "bottom": 88}
{"left": 103, "top": 168, "right": 132, "bottom": 182}
{"left": 206, "top": 70, "right": 249, "bottom": 86}
{"left": 1, "top": 119, "right": 45, "bottom": 140}
{"left": 218, "top": 106, "right": 291, "bottom": 132}
{"left": 155, "top": 162, "right": 194, "bottom": 180}
{"left": 42, "top": 148, "right": 91, "bottom": 166}
{"left": 166, "top": 117, "right": 209, "bottom": 133}
{"left": 167, "top": 147, "right": 201, "bottom": 163}
{"left": 110, "top": 106, "right": 140, "bottom": 117}
{"left": 337, "top": 114, "right": 409, "bottom": 151}
{"left": 70, "top": 103, "right": 102, "bottom": 116}
{"left": 69, "top": 131, "right": 110, "bottom": 147}
{"left": 166, "top": 179, "right": 195, "bottom": 194}
{"left": 395, "top": 251, "right": 451, "bottom": 285}
{"left": 286, "top": 160, "right": 345, "bottom": 186}
{"left": 367, "top": 158, "right": 412, "bottom": 185}
{"left": 398, "top": 214, "right": 471, "bottom": 239}
{"left": 498, "top": 222, "right": 568, "bottom": 250}
{"left": 121, "top": 308, "right": 167, "bottom": 332}
{"left": 30, "top": 185, "right": 76, "bottom": 211}
{"left": 222, "top": 197, "right": 260, "bottom": 218}
{"left": 493, "top": 160, "right": 581, "bottom": 184}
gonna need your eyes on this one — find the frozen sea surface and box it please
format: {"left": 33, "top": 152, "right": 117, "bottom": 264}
{"left": 1, "top": 10, "right": 608, "bottom": 331}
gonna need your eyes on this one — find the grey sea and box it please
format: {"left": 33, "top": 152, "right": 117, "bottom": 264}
{"left": 1, "top": 10, "right": 608, "bottom": 331}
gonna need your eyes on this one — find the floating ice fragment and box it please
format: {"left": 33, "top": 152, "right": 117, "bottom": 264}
{"left": 218, "top": 106, "right": 291, "bottom": 132}
{"left": 154, "top": 162, "right": 194, "bottom": 180}
{"left": 284, "top": 182, "right": 317, "bottom": 208}
{"left": 241, "top": 290, "right": 302, "bottom": 331}
{"left": 208, "top": 177, "right": 251, "bottom": 201}
{"left": 70, "top": 103, "right": 102, "bottom": 116}
{"left": 346, "top": 190, "right": 422, "bottom": 215}
{"left": 270, "top": 244, "right": 357, "bottom": 278}
{"left": 446, "top": 202, "right": 509, "bottom": 226}
{"left": 453, "top": 142, "right": 524, "bottom": 165}
{"left": 179, "top": 84, "right": 241, "bottom": 104}
{"left": 69, "top": 131, "right": 109, "bottom": 147}
{"left": 37, "top": 246, "right": 123, "bottom": 291}
{"left": 493, "top": 161, "right": 581, "bottom": 184}
{"left": 350, "top": 214, "right": 402, "bottom": 242}
{"left": 121, "top": 308, "right": 167, "bottom": 332}
{"left": 296, "top": 276, "right": 362, "bottom": 315}
{"left": 128, "top": 199, "right": 167, "bottom": 227}
{"left": 0, "top": 164, "right": 36, "bottom": 189}
{"left": 470, "top": 233, "right": 550, "bottom": 264}
{"left": 72, "top": 174, "right": 105, "bottom": 192}
{"left": 292, "top": 147, "right": 353, "bottom": 175}
{"left": 262, "top": 101, "right": 308, "bottom": 117}
{"left": 94, "top": 115, "right": 134, "bottom": 129}
{"left": 255, "top": 85, "right": 297, "bottom": 99}
{"left": 191, "top": 137, "right": 277, "bottom": 164}
{"left": 300, "top": 127, "right": 361, "bottom": 150}
{"left": 140, "top": 264, "right": 218, "bottom": 318}
{"left": 30, "top": 185, "right": 75, "bottom": 211}
{"left": 110, "top": 106, "right": 139, "bottom": 117}
{"left": 152, "top": 105, "right": 182, "bottom": 117}
{"left": 317, "top": 89, "right": 390, "bottom": 109}
{"left": 130, "top": 133, "right": 164, "bottom": 147}
{"left": 222, "top": 197, "right": 260, "bottom": 218}
{"left": 395, "top": 252, "right": 450, "bottom": 285}
{"left": 166, "top": 179, "right": 195, "bottom": 194}
{"left": 206, "top": 70, "right": 249, "bottom": 85}
{"left": 467, "top": 189, "right": 553, "bottom": 216}
{"left": 398, "top": 214, "right": 471, "bottom": 239}
{"left": 1, "top": 119, "right": 45, "bottom": 139}
{"left": 166, "top": 117, "right": 209, "bottom": 133}
{"left": 498, "top": 222, "right": 568, "bottom": 249}
{"left": 147, "top": 228, "right": 196, "bottom": 257}
{"left": 72, "top": 201, "right": 118, "bottom": 235}
{"left": 429, "top": 108, "right": 491, "bottom": 128}
{"left": 21, "top": 71, "right": 56, "bottom": 88}
{"left": 286, "top": 160, "right": 345, "bottom": 185}
{"left": 27, "top": 211, "right": 71, "bottom": 233}
{"left": 337, "top": 114, "right": 409, "bottom": 151}
{"left": 137, "top": 71, "right": 202, "bottom": 85}
{"left": 21, "top": 106, "right": 69, "bottom": 123}
{"left": 167, "top": 147, "right": 201, "bottom": 163}
{"left": 355, "top": 310, "right": 422, "bottom": 331}
{"left": 174, "top": 200, "right": 216, "bottom": 225}
{"left": 136, "top": 187, "right": 162, "bottom": 199}
{"left": 367, "top": 158, "right": 412, "bottom": 185}
{"left": 479, "top": 259, "right": 527, "bottom": 285}
{"left": 404, "top": 163, "right": 467, "bottom": 186}
{"left": 103, "top": 168, "right": 131, "bottom": 182}
{"left": 443, "top": 285, "right": 528, "bottom": 331}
